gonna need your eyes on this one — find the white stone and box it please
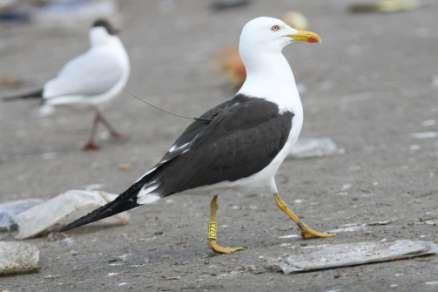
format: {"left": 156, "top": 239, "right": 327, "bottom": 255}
{"left": 14, "top": 190, "right": 129, "bottom": 239}
{"left": 0, "top": 242, "right": 40, "bottom": 275}
{"left": 269, "top": 240, "right": 438, "bottom": 274}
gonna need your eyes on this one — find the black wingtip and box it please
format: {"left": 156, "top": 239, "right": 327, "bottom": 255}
{"left": 59, "top": 204, "right": 110, "bottom": 232}
{"left": 2, "top": 88, "right": 43, "bottom": 102}
{"left": 59, "top": 193, "right": 140, "bottom": 233}
{"left": 60, "top": 170, "right": 159, "bottom": 233}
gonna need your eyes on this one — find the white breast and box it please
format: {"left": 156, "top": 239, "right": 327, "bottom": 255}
{"left": 234, "top": 50, "right": 304, "bottom": 193}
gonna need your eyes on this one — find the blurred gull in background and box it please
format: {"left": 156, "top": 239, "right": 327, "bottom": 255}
{"left": 2, "top": 19, "right": 130, "bottom": 151}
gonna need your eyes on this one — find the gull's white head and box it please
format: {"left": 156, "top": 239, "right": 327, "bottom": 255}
{"left": 238, "top": 17, "right": 321, "bottom": 108}
{"left": 239, "top": 17, "right": 321, "bottom": 55}
{"left": 89, "top": 19, "right": 120, "bottom": 46}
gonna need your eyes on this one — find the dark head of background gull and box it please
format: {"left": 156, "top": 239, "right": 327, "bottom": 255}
{"left": 60, "top": 17, "right": 334, "bottom": 254}
{"left": 92, "top": 19, "right": 119, "bottom": 36}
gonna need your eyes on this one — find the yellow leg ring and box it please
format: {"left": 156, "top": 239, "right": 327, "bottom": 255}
{"left": 207, "top": 195, "right": 245, "bottom": 254}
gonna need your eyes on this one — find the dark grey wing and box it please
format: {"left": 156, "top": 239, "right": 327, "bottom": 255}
{"left": 152, "top": 94, "right": 294, "bottom": 196}
{"left": 156, "top": 98, "right": 233, "bottom": 166}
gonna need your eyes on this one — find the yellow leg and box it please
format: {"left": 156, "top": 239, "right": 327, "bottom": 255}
{"left": 273, "top": 193, "right": 335, "bottom": 239}
{"left": 208, "top": 195, "right": 245, "bottom": 254}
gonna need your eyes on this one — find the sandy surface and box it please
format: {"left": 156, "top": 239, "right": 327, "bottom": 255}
{"left": 1, "top": 0, "right": 438, "bottom": 291}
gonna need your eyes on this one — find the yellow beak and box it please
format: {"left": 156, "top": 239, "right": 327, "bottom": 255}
{"left": 288, "top": 30, "right": 321, "bottom": 43}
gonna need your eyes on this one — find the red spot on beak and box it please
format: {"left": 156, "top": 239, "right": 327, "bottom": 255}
{"left": 308, "top": 36, "right": 318, "bottom": 43}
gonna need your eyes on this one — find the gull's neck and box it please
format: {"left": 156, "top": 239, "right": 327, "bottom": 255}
{"left": 88, "top": 31, "right": 130, "bottom": 76}
{"left": 238, "top": 51, "right": 301, "bottom": 114}
{"left": 90, "top": 30, "right": 124, "bottom": 49}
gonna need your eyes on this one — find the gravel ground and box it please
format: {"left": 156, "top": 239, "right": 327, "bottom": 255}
{"left": 0, "top": 0, "right": 438, "bottom": 291}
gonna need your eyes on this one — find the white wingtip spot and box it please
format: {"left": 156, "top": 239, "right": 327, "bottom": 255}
{"left": 169, "top": 145, "right": 177, "bottom": 152}
{"left": 169, "top": 142, "right": 191, "bottom": 153}
{"left": 137, "top": 183, "right": 160, "bottom": 205}
{"left": 137, "top": 193, "right": 160, "bottom": 205}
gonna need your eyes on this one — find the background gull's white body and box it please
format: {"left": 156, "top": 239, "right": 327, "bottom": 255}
{"left": 42, "top": 26, "right": 130, "bottom": 111}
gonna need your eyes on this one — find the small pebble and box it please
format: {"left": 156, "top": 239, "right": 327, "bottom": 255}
{"left": 282, "top": 11, "right": 308, "bottom": 30}
{"left": 107, "top": 272, "right": 119, "bottom": 277}
{"left": 118, "top": 163, "right": 131, "bottom": 171}
{"left": 411, "top": 132, "right": 438, "bottom": 139}
{"left": 422, "top": 120, "right": 436, "bottom": 127}
{"left": 432, "top": 76, "right": 438, "bottom": 89}
{"left": 409, "top": 145, "right": 421, "bottom": 151}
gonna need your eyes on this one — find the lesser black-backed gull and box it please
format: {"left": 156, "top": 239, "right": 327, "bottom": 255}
{"left": 61, "top": 17, "right": 333, "bottom": 254}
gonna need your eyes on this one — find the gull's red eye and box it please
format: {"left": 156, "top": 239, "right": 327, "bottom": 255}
{"left": 271, "top": 25, "right": 280, "bottom": 32}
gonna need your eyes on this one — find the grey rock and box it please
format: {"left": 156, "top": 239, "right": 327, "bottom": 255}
{"left": 289, "top": 137, "right": 343, "bottom": 159}
{"left": 0, "top": 213, "right": 16, "bottom": 232}
{"left": 33, "top": 0, "right": 119, "bottom": 29}
{"left": 268, "top": 240, "right": 438, "bottom": 274}
{"left": 210, "top": 0, "right": 250, "bottom": 11}
{"left": 0, "top": 199, "right": 43, "bottom": 232}
{"left": 0, "top": 241, "right": 40, "bottom": 275}
{"left": 14, "top": 190, "right": 129, "bottom": 239}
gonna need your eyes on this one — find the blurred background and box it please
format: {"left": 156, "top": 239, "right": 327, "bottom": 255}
{"left": 0, "top": 0, "right": 437, "bottom": 290}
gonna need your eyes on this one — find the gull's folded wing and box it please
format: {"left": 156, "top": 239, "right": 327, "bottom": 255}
{"left": 44, "top": 48, "right": 125, "bottom": 99}
{"left": 153, "top": 94, "right": 295, "bottom": 195}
